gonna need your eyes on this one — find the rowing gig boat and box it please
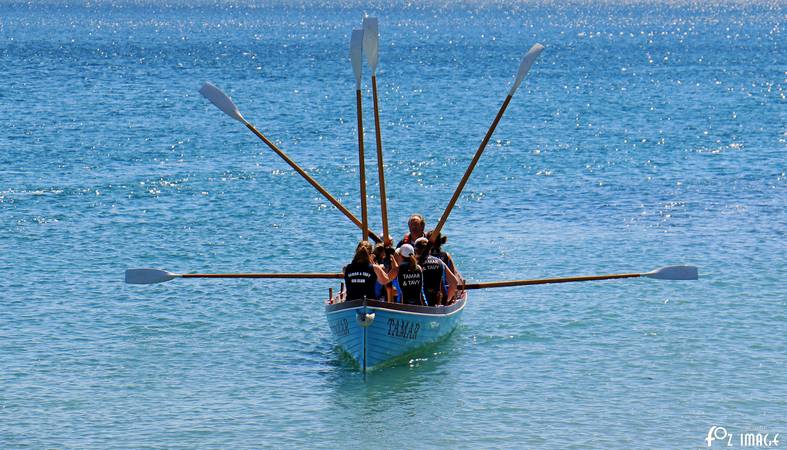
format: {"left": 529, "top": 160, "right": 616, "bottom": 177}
{"left": 325, "top": 292, "right": 467, "bottom": 371}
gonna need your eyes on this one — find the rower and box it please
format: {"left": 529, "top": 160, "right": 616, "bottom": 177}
{"left": 394, "top": 244, "right": 425, "bottom": 305}
{"left": 426, "top": 230, "right": 461, "bottom": 282}
{"left": 414, "top": 237, "right": 459, "bottom": 306}
{"left": 344, "top": 241, "right": 398, "bottom": 301}
{"left": 396, "top": 213, "right": 426, "bottom": 248}
{"left": 372, "top": 243, "right": 395, "bottom": 301}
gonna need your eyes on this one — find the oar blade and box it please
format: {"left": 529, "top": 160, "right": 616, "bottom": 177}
{"left": 350, "top": 29, "right": 364, "bottom": 88}
{"left": 199, "top": 82, "right": 245, "bottom": 123}
{"left": 509, "top": 43, "right": 545, "bottom": 96}
{"left": 362, "top": 17, "right": 379, "bottom": 73}
{"left": 643, "top": 265, "right": 699, "bottom": 280}
{"left": 125, "top": 269, "right": 178, "bottom": 285}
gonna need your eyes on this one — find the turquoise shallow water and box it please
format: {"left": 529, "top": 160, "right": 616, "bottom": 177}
{"left": 1, "top": 1, "right": 785, "bottom": 448}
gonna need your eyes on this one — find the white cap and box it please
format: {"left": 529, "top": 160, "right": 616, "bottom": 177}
{"left": 396, "top": 244, "right": 414, "bottom": 258}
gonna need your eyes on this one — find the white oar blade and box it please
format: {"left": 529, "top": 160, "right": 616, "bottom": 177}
{"left": 643, "top": 265, "right": 699, "bottom": 281}
{"left": 362, "top": 17, "right": 379, "bottom": 74}
{"left": 125, "top": 269, "right": 178, "bottom": 285}
{"left": 508, "top": 43, "right": 545, "bottom": 96}
{"left": 199, "top": 82, "right": 245, "bottom": 123}
{"left": 350, "top": 29, "right": 364, "bottom": 89}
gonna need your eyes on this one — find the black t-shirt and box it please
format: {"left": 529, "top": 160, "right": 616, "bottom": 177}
{"left": 344, "top": 262, "right": 377, "bottom": 301}
{"left": 421, "top": 255, "right": 445, "bottom": 305}
{"left": 431, "top": 248, "right": 455, "bottom": 273}
{"left": 397, "top": 260, "right": 424, "bottom": 305}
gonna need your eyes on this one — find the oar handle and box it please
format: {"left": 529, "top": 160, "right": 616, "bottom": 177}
{"left": 243, "top": 122, "right": 381, "bottom": 243}
{"left": 462, "top": 273, "right": 641, "bottom": 290}
{"left": 181, "top": 273, "right": 344, "bottom": 279}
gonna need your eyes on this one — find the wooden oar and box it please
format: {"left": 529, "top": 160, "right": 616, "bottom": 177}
{"left": 125, "top": 269, "right": 343, "bottom": 285}
{"left": 350, "top": 29, "right": 370, "bottom": 241}
{"left": 127, "top": 265, "right": 696, "bottom": 288}
{"left": 199, "top": 82, "right": 381, "bottom": 243}
{"left": 430, "top": 44, "right": 545, "bottom": 245}
{"left": 363, "top": 17, "right": 390, "bottom": 243}
{"left": 461, "top": 266, "right": 698, "bottom": 290}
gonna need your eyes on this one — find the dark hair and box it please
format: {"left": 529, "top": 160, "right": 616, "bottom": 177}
{"left": 412, "top": 244, "right": 425, "bottom": 270}
{"left": 409, "top": 214, "right": 426, "bottom": 231}
{"left": 352, "top": 241, "right": 373, "bottom": 265}
{"left": 426, "top": 230, "right": 447, "bottom": 250}
{"left": 372, "top": 243, "right": 386, "bottom": 263}
{"left": 409, "top": 213, "right": 425, "bottom": 223}
{"left": 414, "top": 239, "right": 428, "bottom": 263}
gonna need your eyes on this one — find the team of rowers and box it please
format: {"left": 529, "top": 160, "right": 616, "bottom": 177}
{"left": 343, "top": 214, "right": 462, "bottom": 306}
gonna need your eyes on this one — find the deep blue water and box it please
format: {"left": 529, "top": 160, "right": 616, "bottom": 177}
{"left": 1, "top": 1, "right": 785, "bottom": 448}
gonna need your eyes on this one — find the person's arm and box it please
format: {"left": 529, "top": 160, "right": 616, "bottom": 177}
{"left": 393, "top": 251, "right": 403, "bottom": 267}
{"left": 445, "top": 252, "right": 462, "bottom": 282}
{"left": 386, "top": 254, "right": 399, "bottom": 280}
{"left": 373, "top": 262, "right": 397, "bottom": 285}
{"left": 443, "top": 263, "right": 459, "bottom": 303}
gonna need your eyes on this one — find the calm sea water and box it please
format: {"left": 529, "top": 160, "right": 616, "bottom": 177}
{"left": 1, "top": 1, "right": 785, "bottom": 448}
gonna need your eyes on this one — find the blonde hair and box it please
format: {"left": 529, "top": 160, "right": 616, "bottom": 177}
{"left": 408, "top": 254, "right": 421, "bottom": 272}
{"left": 352, "top": 241, "right": 373, "bottom": 265}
